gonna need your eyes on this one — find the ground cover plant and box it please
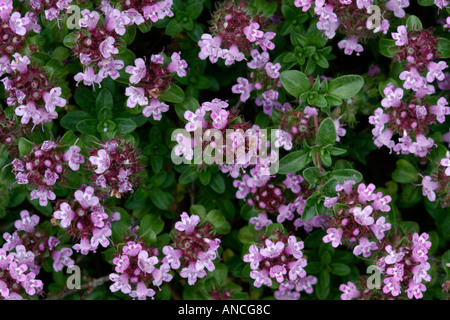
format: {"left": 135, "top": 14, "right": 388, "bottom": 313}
{"left": 0, "top": 0, "right": 449, "bottom": 301}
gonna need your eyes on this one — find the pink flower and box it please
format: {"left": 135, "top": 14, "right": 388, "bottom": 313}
{"left": 426, "top": 61, "right": 448, "bottom": 82}
{"left": 167, "top": 52, "right": 188, "bottom": 77}
{"left": 249, "top": 213, "right": 273, "bottom": 231}
{"left": 0, "top": 0, "right": 13, "bottom": 21}
{"left": 441, "top": 154, "right": 450, "bottom": 176}
{"left": 370, "top": 217, "right": 391, "bottom": 240}
{"left": 247, "top": 50, "right": 270, "bottom": 70}
{"left": 383, "top": 276, "right": 402, "bottom": 296}
{"left": 381, "top": 84, "right": 403, "bottom": 108}
{"left": 265, "top": 62, "right": 281, "bottom": 79}
{"left": 125, "top": 86, "right": 148, "bottom": 108}
{"left": 232, "top": 77, "right": 253, "bottom": 102}
{"left": 89, "top": 149, "right": 111, "bottom": 174}
{"left": 353, "top": 237, "right": 378, "bottom": 258}
{"left": 352, "top": 205, "right": 375, "bottom": 226}
{"left": 338, "top": 36, "right": 364, "bottom": 56}
{"left": 260, "top": 239, "right": 285, "bottom": 258}
{"left": 125, "top": 58, "right": 147, "bottom": 84}
{"left": 405, "top": 281, "right": 426, "bottom": 299}
{"left": 198, "top": 34, "right": 224, "bottom": 64}
{"left": 74, "top": 67, "right": 101, "bottom": 87}
{"left": 339, "top": 281, "right": 360, "bottom": 300}
{"left": 74, "top": 186, "right": 99, "bottom": 209}
{"left": 9, "top": 12, "right": 29, "bottom": 36}
{"left": 211, "top": 109, "right": 229, "bottom": 129}
{"left": 421, "top": 175, "right": 439, "bottom": 201}
{"left": 392, "top": 25, "right": 409, "bottom": 46}
{"left": 322, "top": 228, "right": 343, "bottom": 248}
{"left": 270, "top": 264, "right": 287, "bottom": 283}
{"left": 429, "top": 97, "right": 450, "bottom": 123}
{"left": 243, "top": 245, "right": 263, "bottom": 269}
{"left": 180, "top": 262, "right": 207, "bottom": 285}
{"left": 294, "top": 0, "right": 314, "bottom": 11}
{"left": 53, "top": 202, "right": 75, "bottom": 228}
{"left": 142, "top": 99, "right": 169, "bottom": 120}
{"left": 130, "top": 281, "right": 155, "bottom": 300}
{"left": 243, "top": 22, "right": 264, "bottom": 42}
{"left": 30, "top": 187, "right": 56, "bottom": 207}
{"left": 137, "top": 250, "right": 158, "bottom": 274}
{"left": 174, "top": 212, "right": 200, "bottom": 234}
{"left": 222, "top": 44, "right": 245, "bottom": 66}
{"left": 250, "top": 269, "right": 272, "bottom": 288}
{"left": 109, "top": 273, "right": 131, "bottom": 294}
{"left": 384, "top": 245, "right": 405, "bottom": 264}
{"left": 14, "top": 210, "right": 39, "bottom": 233}
{"left": 385, "top": 0, "right": 410, "bottom": 18}
{"left": 64, "top": 145, "right": 85, "bottom": 171}
{"left": 162, "top": 246, "right": 182, "bottom": 269}
{"left": 113, "top": 254, "right": 130, "bottom": 273}
{"left": 52, "top": 248, "right": 74, "bottom": 272}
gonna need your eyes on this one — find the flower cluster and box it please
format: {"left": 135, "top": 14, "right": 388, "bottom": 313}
{"left": 340, "top": 231, "right": 433, "bottom": 300}
{"left": 294, "top": 0, "right": 392, "bottom": 56}
{"left": 52, "top": 185, "right": 120, "bottom": 255}
{"left": 87, "top": 137, "right": 145, "bottom": 198}
{"left": 119, "top": 0, "right": 174, "bottom": 25}
{"left": 322, "top": 180, "right": 392, "bottom": 258}
{"left": 1, "top": 53, "right": 66, "bottom": 128}
{"left": 419, "top": 152, "right": 450, "bottom": 207}
{"left": 125, "top": 52, "right": 187, "bottom": 120}
{"left": 20, "top": 0, "right": 73, "bottom": 22}
{"left": 109, "top": 239, "right": 172, "bottom": 300}
{"left": 68, "top": 1, "right": 135, "bottom": 88}
{"left": 231, "top": 49, "right": 287, "bottom": 116}
{"left": 198, "top": 0, "right": 275, "bottom": 65}
{"left": 369, "top": 66, "right": 449, "bottom": 157}
{"left": 161, "top": 212, "right": 221, "bottom": 285}
{"left": 243, "top": 227, "right": 316, "bottom": 300}
{"left": 1, "top": 210, "right": 75, "bottom": 300}
{"left": 11, "top": 139, "right": 79, "bottom": 206}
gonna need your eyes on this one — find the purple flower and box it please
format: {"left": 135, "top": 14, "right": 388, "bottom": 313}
{"left": 30, "top": 186, "right": 56, "bottom": 207}
{"left": 243, "top": 245, "right": 263, "bottom": 270}
{"left": 167, "top": 52, "right": 188, "bottom": 77}
{"left": 123, "top": 241, "right": 143, "bottom": 257}
{"left": 370, "top": 217, "right": 391, "bottom": 240}
{"left": 198, "top": 34, "right": 224, "bottom": 64}
{"left": 54, "top": 202, "right": 75, "bottom": 228}
{"left": 130, "top": 281, "right": 156, "bottom": 300}
{"left": 383, "top": 276, "right": 402, "bottom": 296}
{"left": 250, "top": 269, "right": 272, "bottom": 288}
{"left": 338, "top": 36, "right": 364, "bottom": 56}
{"left": 64, "top": 145, "right": 85, "bottom": 171}
{"left": 405, "top": 281, "right": 426, "bottom": 299}
{"left": 247, "top": 50, "right": 270, "bottom": 70}
{"left": 73, "top": 236, "right": 93, "bottom": 255}
{"left": 249, "top": 213, "right": 273, "bottom": 231}
{"left": 174, "top": 212, "right": 200, "bottom": 234}
{"left": 260, "top": 239, "right": 284, "bottom": 258}
{"left": 222, "top": 44, "right": 245, "bottom": 66}
{"left": 386, "top": 0, "right": 409, "bottom": 18}
{"left": 42, "top": 87, "right": 66, "bottom": 113}
{"left": 89, "top": 149, "right": 111, "bottom": 174}
{"left": 9, "top": 12, "right": 29, "bottom": 36}
{"left": 109, "top": 273, "right": 131, "bottom": 294}
{"left": 52, "top": 248, "right": 74, "bottom": 272}
{"left": 421, "top": 175, "right": 439, "bottom": 201}
{"left": 180, "top": 262, "right": 207, "bottom": 285}
{"left": 142, "top": 99, "right": 169, "bottom": 120}
{"left": 381, "top": 84, "right": 403, "bottom": 108}
{"left": 162, "top": 246, "right": 182, "bottom": 269}
{"left": 427, "top": 61, "right": 448, "bottom": 82}
{"left": 74, "top": 186, "right": 99, "bottom": 209}
{"left": 211, "top": 109, "right": 229, "bottom": 129}
{"left": 339, "top": 281, "right": 360, "bottom": 300}
{"left": 429, "top": 97, "right": 450, "bottom": 123}
{"left": 125, "top": 58, "right": 147, "bottom": 84}
{"left": 232, "top": 77, "right": 253, "bottom": 102}
{"left": 352, "top": 205, "right": 375, "bottom": 226}
{"left": 270, "top": 264, "right": 287, "bottom": 283}
{"left": 137, "top": 250, "right": 158, "bottom": 274}
{"left": 243, "top": 22, "right": 264, "bottom": 42}
{"left": 125, "top": 86, "right": 148, "bottom": 109}
{"left": 384, "top": 245, "right": 405, "bottom": 264}
{"left": 353, "top": 237, "right": 378, "bottom": 258}
{"left": 14, "top": 210, "right": 39, "bottom": 233}
{"left": 113, "top": 254, "right": 130, "bottom": 273}
{"left": 323, "top": 228, "right": 343, "bottom": 248}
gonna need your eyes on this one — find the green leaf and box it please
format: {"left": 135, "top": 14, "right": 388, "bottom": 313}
{"left": 179, "top": 166, "right": 198, "bottom": 184}
{"left": 96, "top": 88, "right": 114, "bottom": 111}
{"left": 330, "top": 263, "right": 351, "bottom": 276}
{"left": 327, "top": 75, "right": 364, "bottom": 99}
{"left": 417, "top": 0, "right": 435, "bottom": 6}
{"left": 206, "top": 210, "right": 231, "bottom": 234}
{"left": 139, "top": 214, "right": 165, "bottom": 235}
{"left": 165, "top": 18, "right": 184, "bottom": 36}
{"left": 61, "top": 111, "right": 94, "bottom": 131}
{"left": 76, "top": 119, "right": 98, "bottom": 135}
{"left": 438, "top": 37, "right": 450, "bottom": 59}
{"left": 159, "top": 84, "right": 185, "bottom": 103}
{"left": 138, "top": 219, "right": 157, "bottom": 246}
{"left": 210, "top": 174, "right": 225, "bottom": 194}
{"left": 406, "top": 15, "right": 423, "bottom": 32}
{"left": 149, "top": 188, "right": 174, "bottom": 210}
{"left": 60, "top": 130, "right": 78, "bottom": 146}
{"left": 379, "top": 39, "right": 399, "bottom": 58}
{"left": 316, "top": 118, "right": 337, "bottom": 146}
{"left": 302, "top": 195, "right": 319, "bottom": 221}
{"left": 115, "top": 118, "right": 137, "bottom": 134}
{"left": 303, "top": 167, "right": 320, "bottom": 186}
{"left": 329, "top": 169, "right": 363, "bottom": 184}
{"left": 392, "top": 159, "right": 419, "bottom": 184}
{"left": 280, "top": 70, "right": 311, "bottom": 98}
{"left": 278, "top": 150, "right": 307, "bottom": 174}
{"left": 18, "top": 138, "right": 33, "bottom": 156}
